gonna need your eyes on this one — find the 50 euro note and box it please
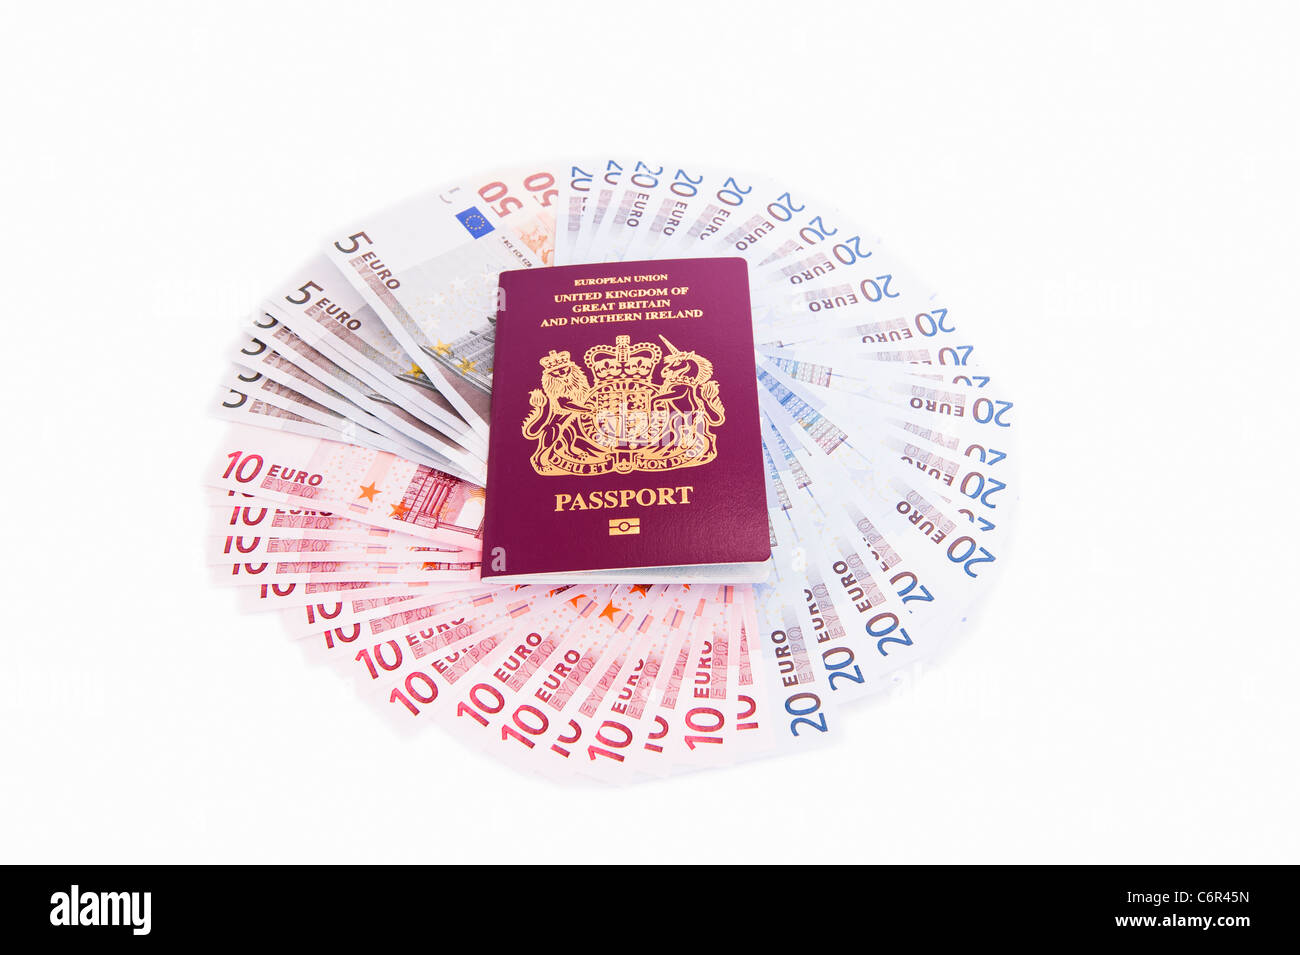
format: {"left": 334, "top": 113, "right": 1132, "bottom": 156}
{"left": 325, "top": 165, "right": 560, "bottom": 437}
{"left": 206, "top": 424, "right": 485, "bottom": 551}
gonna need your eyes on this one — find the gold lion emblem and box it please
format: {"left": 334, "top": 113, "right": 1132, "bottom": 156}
{"left": 522, "top": 334, "right": 725, "bottom": 476}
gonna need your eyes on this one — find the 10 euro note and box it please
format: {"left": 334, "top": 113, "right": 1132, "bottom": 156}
{"left": 206, "top": 424, "right": 485, "bottom": 551}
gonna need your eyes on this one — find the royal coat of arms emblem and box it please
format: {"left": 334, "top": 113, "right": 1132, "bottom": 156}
{"left": 522, "top": 334, "right": 726, "bottom": 476}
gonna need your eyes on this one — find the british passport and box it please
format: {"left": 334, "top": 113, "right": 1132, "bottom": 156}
{"left": 481, "top": 257, "right": 770, "bottom": 583}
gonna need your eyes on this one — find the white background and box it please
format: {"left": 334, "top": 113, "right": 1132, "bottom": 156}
{"left": 1, "top": 1, "right": 1296, "bottom": 864}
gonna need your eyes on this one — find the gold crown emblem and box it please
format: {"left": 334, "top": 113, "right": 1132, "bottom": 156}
{"left": 539, "top": 349, "right": 572, "bottom": 372}
{"left": 583, "top": 335, "right": 662, "bottom": 382}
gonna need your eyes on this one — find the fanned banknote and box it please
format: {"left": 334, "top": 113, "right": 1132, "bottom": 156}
{"left": 206, "top": 158, "right": 1019, "bottom": 783}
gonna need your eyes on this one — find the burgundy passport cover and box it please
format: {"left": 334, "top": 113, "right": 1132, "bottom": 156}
{"left": 481, "top": 257, "right": 769, "bottom": 578}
